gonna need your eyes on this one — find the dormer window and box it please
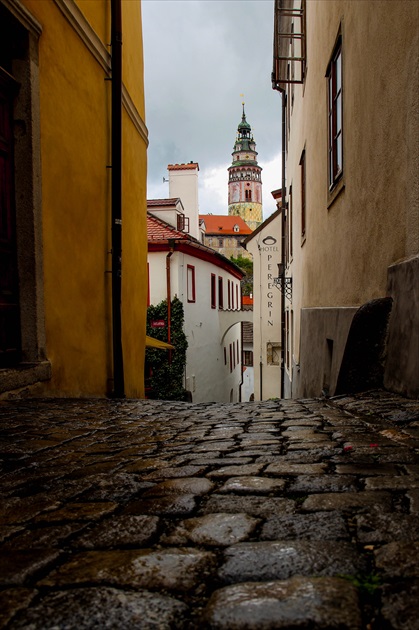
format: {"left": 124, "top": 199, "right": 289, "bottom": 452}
{"left": 233, "top": 224, "right": 240, "bottom": 232}
{"left": 177, "top": 213, "right": 190, "bottom": 233}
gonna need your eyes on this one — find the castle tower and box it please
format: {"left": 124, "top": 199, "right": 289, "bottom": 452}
{"left": 228, "top": 105, "right": 263, "bottom": 231}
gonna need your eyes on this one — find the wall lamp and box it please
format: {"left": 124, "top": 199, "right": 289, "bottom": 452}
{"left": 273, "top": 263, "right": 293, "bottom": 301}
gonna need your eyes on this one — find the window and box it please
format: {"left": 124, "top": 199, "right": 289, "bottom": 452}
{"left": 233, "top": 224, "right": 239, "bottom": 232}
{"left": 236, "top": 339, "right": 240, "bottom": 364}
{"left": 267, "top": 342, "right": 281, "bottom": 366}
{"left": 245, "top": 189, "right": 252, "bottom": 201}
{"left": 210, "top": 273, "right": 216, "bottom": 309}
{"left": 218, "top": 276, "right": 224, "bottom": 309}
{"left": 300, "top": 149, "right": 306, "bottom": 241}
{"left": 224, "top": 347, "right": 227, "bottom": 365}
{"left": 289, "top": 185, "right": 293, "bottom": 261}
{"left": 228, "top": 280, "right": 231, "bottom": 309}
{"left": 187, "top": 265, "right": 196, "bottom": 302}
{"left": 229, "top": 344, "right": 233, "bottom": 372}
{"left": 327, "top": 37, "right": 343, "bottom": 189}
{"left": 177, "top": 213, "right": 190, "bottom": 233}
{"left": 243, "top": 350, "right": 253, "bottom": 366}
{"left": 236, "top": 284, "right": 239, "bottom": 310}
{"left": 218, "top": 238, "right": 223, "bottom": 248}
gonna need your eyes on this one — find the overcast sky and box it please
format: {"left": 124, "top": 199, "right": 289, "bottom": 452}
{"left": 142, "top": 0, "right": 282, "bottom": 219}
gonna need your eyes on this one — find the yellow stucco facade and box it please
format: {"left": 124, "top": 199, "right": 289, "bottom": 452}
{"left": 229, "top": 203, "right": 263, "bottom": 233}
{"left": 0, "top": 0, "right": 148, "bottom": 397}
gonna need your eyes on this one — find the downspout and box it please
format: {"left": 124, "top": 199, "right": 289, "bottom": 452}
{"left": 239, "top": 322, "right": 244, "bottom": 402}
{"left": 110, "top": 0, "right": 124, "bottom": 397}
{"left": 271, "top": 83, "right": 286, "bottom": 399}
{"left": 279, "top": 88, "right": 286, "bottom": 399}
{"left": 166, "top": 244, "right": 174, "bottom": 364}
{"left": 258, "top": 242, "right": 263, "bottom": 400}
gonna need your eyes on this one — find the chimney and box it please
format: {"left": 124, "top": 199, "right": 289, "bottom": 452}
{"left": 167, "top": 163, "right": 200, "bottom": 240}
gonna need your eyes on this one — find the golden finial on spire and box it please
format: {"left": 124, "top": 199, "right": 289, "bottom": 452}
{"left": 240, "top": 94, "right": 245, "bottom": 118}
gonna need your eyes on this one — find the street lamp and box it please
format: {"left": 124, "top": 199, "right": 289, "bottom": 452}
{"left": 273, "top": 263, "right": 292, "bottom": 301}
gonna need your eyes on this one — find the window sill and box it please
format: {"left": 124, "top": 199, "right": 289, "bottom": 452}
{"left": 0, "top": 361, "right": 51, "bottom": 396}
{"left": 327, "top": 177, "right": 345, "bottom": 209}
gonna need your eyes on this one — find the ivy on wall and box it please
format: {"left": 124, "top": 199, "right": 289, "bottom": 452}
{"left": 145, "top": 297, "right": 188, "bottom": 400}
{"left": 231, "top": 255, "right": 253, "bottom": 296}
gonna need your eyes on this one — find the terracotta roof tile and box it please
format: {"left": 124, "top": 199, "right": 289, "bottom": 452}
{"left": 242, "top": 321, "right": 253, "bottom": 343}
{"left": 147, "top": 213, "right": 186, "bottom": 241}
{"left": 167, "top": 163, "right": 199, "bottom": 171}
{"left": 147, "top": 198, "right": 180, "bottom": 207}
{"left": 199, "top": 214, "right": 252, "bottom": 235}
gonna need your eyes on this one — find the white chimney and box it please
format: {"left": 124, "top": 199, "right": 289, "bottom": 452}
{"left": 168, "top": 162, "right": 200, "bottom": 240}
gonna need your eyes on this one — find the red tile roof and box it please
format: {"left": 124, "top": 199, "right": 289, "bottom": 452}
{"left": 242, "top": 321, "right": 253, "bottom": 343}
{"left": 168, "top": 163, "right": 199, "bottom": 171}
{"left": 199, "top": 214, "right": 252, "bottom": 235}
{"left": 242, "top": 295, "right": 254, "bottom": 306}
{"left": 147, "top": 198, "right": 180, "bottom": 207}
{"left": 147, "top": 213, "right": 186, "bottom": 241}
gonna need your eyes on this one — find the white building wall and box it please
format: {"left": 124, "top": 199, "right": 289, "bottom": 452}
{"left": 246, "top": 215, "right": 282, "bottom": 400}
{"left": 147, "top": 249, "right": 243, "bottom": 403}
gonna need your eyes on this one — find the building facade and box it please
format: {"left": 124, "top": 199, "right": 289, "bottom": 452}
{"left": 272, "top": 0, "right": 419, "bottom": 398}
{"left": 241, "top": 296, "right": 254, "bottom": 402}
{"left": 228, "top": 106, "right": 263, "bottom": 231}
{"left": 200, "top": 215, "right": 252, "bottom": 260}
{"left": 147, "top": 206, "right": 246, "bottom": 403}
{"left": 243, "top": 211, "right": 282, "bottom": 400}
{"left": 0, "top": 0, "right": 148, "bottom": 397}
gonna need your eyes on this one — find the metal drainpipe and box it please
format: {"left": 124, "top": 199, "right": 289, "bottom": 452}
{"left": 272, "top": 84, "right": 287, "bottom": 399}
{"left": 110, "top": 0, "right": 124, "bottom": 397}
{"left": 280, "top": 88, "right": 286, "bottom": 400}
{"left": 166, "top": 246, "right": 174, "bottom": 364}
{"left": 239, "top": 322, "right": 244, "bottom": 402}
{"left": 258, "top": 242, "right": 263, "bottom": 401}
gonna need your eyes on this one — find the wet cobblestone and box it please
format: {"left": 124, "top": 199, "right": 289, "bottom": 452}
{"left": 0, "top": 389, "right": 418, "bottom": 628}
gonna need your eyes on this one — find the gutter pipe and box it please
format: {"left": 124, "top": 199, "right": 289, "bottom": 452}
{"left": 166, "top": 246, "right": 174, "bottom": 364}
{"left": 110, "top": 0, "right": 124, "bottom": 397}
{"left": 272, "top": 82, "right": 287, "bottom": 399}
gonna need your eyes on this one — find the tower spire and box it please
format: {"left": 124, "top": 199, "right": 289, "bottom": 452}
{"left": 241, "top": 95, "right": 245, "bottom": 120}
{"left": 227, "top": 105, "right": 263, "bottom": 231}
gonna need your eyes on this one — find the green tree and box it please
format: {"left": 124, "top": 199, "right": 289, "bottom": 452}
{"left": 145, "top": 297, "right": 188, "bottom": 400}
{"left": 231, "top": 255, "right": 253, "bottom": 296}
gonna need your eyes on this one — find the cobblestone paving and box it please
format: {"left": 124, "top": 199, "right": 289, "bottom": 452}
{"left": 0, "top": 389, "right": 418, "bottom": 629}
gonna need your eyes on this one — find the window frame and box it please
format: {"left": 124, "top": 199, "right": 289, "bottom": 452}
{"left": 300, "top": 149, "right": 306, "bottom": 243}
{"left": 210, "top": 273, "right": 216, "bottom": 309}
{"left": 187, "top": 265, "right": 196, "bottom": 303}
{"left": 243, "top": 350, "right": 253, "bottom": 367}
{"left": 327, "top": 36, "right": 343, "bottom": 191}
{"left": 218, "top": 276, "right": 224, "bottom": 309}
{"left": 289, "top": 185, "right": 293, "bottom": 261}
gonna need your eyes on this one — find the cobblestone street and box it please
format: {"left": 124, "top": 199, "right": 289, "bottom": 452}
{"left": 1, "top": 390, "right": 419, "bottom": 629}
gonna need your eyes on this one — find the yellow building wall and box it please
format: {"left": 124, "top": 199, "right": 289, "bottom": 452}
{"left": 229, "top": 202, "right": 263, "bottom": 232}
{"left": 21, "top": 0, "right": 147, "bottom": 397}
